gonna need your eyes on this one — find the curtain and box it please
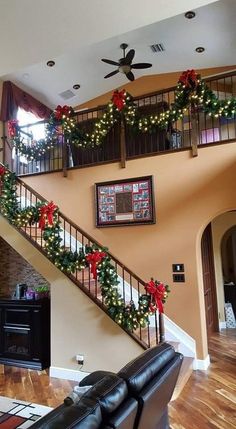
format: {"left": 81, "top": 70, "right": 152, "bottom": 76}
{"left": 0, "top": 81, "right": 52, "bottom": 121}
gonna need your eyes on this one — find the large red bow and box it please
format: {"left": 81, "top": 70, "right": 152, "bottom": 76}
{"left": 38, "top": 201, "right": 57, "bottom": 230}
{"left": 0, "top": 166, "right": 6, "bottom": 177}
{"left": 112, "top": 90, "right": 126, "bottom": 111}
{"left": 8, "top": 119, "right": 19, "bottom": 138}
{"left": 145, "top": 280, "right": 167, "bottom": 314}
{"left": 54, "top": 105, "right": 71, "bottom": 121}
{"left": 86, "top": 250, "right": 107, "bottom": 279}
{"left": 178, "top": 69, "right": 198, "bottom": 88}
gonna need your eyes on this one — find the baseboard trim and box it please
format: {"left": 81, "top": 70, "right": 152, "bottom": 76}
{"left": 50, "top": 366, "right": 89, "bottom": 382}
{"left": 219, "top": 321, "right": 226, "bottom": 330}
{"left": 193, "top": 354, "right": 210, "bottom": 371}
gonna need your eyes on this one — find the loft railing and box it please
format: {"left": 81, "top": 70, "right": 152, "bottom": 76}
{"left": 15, "top": 176, "right": 164, "bottom": 349}
{"left": 6, "top": 70, "right": 236, "bottom": 176}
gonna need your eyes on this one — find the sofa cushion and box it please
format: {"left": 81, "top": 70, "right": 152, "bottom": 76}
{"left": 83, "top": 374, "right": 128, "bottom": 415}
{"left": 30, "top": 398, "right": 102, "bottom": 429}
{"left": 117, "top": 343, "right": 175, "bottom": 394}
{"left": 79, "top": 370, "right": 115, "bottom": 387}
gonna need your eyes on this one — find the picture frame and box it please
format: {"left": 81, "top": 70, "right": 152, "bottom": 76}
{"left": 95, "top": 176, "right": 156, "bottom": 227}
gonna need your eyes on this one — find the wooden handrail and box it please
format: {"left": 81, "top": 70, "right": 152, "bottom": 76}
{"left": 16, "top": 176, "right": 146, "bottom": 286}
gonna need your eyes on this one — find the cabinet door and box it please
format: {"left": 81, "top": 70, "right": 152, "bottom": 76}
{"left": 31, "top": 309, "right": 41, "bottom": 362}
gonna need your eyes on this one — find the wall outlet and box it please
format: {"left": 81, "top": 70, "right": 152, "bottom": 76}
{"left": 76, "top": 354, "right": 84, "bottom": 365}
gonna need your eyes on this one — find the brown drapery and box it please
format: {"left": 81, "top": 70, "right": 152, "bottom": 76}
{"left": 0, "top": 81, "right": 52, "bottom": 121}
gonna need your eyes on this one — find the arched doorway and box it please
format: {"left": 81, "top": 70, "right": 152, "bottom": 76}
{"left": 201, "top": 223, "right": 219, "bottom": 337}
{"left": 221, "top": 226, "right": 236, "bottom": 319}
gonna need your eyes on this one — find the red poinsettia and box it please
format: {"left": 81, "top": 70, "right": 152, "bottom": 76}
{"left": 145, "top": 279, "right": 168, "bottom": 314}
{"left": 0, "top": 166, "right": 6, "bottom": 177}
{"left": 112, "top": 90, "right": 126, "bottom": 111}
{"left": 86, "top": 250, "right": 107, "bottom": 279}
{"left": 8, "top": 119, "right": 19, "bottom": 138}
{"left": 178, "top": 69, "right": 198, "bottom": 89}
{"left": 38, "top": 201, "right": 58, "bottom": 230}
{"left": 54, "top": 105, "right": 71, "bottom": 121}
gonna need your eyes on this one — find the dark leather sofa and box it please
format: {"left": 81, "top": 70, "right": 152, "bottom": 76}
{"left": 31, "top": 343, "right": 183, "bottom": 429}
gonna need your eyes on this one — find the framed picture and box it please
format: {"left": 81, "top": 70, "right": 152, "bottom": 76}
{"left": 95, "top": 176, "right": 155, "bottom": 227}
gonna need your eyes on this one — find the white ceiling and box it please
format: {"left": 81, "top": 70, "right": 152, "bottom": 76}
{"left": 2, "top": 0, "right": 234, "bottom": 109}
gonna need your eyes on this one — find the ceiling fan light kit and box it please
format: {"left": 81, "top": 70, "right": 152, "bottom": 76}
{"left": 101, "top": 43, "right": 152, "bottom": 81}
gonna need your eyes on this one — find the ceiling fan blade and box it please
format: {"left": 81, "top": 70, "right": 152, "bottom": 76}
{"left": 104, "top": 70, "right": 119, "bottom": 79}
{"left": 126, "top": 71, "right": 135, "bottom": 82}
{"left": 124, "top": 49, "right": 135, "bottom": 64}
{"left": 101, "top": 58, "right": 120, "bottom": 66}
{"left": 131, "top": 63, "right": 152, "bottom": 69}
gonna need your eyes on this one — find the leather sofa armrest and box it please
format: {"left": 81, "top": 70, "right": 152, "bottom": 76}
{"left": 79, "top": 370, "right": 115, "bottom": 387}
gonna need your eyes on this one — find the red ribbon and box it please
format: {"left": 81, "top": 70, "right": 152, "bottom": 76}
{"left": 112, "top": 90, "right": 126, "bottom": 111}
{"left": 0, "top": 166, "right": 6, "bottom": 177}
{"left": 178, "top": 69, "right": 198, "bottom": 88}
{"left": 38, "top": 201, "right": 57, "bottom": 230}
{"left": 145, "top": 280, "right": 167, "bottom": 314}
{"left": 54, "top": 105, "right": 71, "bottom": 121}
{"left": 86, "top": 250, "right": 107, "bottom": 279}
{"left": 8, "top": 119, "right": 19, "bottom": 137}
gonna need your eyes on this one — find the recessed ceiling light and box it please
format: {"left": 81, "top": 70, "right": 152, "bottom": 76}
{"left": 73, "top": 84, "right": 81, "bottom": 90}
{"left": 47, "top": 60, "right": 55, "bottom": 67}
{"left": 195, "top": 46, "right": 205, "bottom": 53}
{"left": 185, "top": 11, "right": 196, "bottom": 19}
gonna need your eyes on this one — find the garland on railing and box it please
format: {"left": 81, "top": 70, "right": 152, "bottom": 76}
{"left": 0, "top": 166, "right": 170, "bottom": 332}
{"left": 10, "top": 92, "right": 137, "bottom": 160}
{"left": 9, "top": 69, "right": 236, "bottom": 160}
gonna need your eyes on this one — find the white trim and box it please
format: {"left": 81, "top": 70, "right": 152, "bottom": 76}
{"left": 49, "top": 366, "right": 89, "bottom": 382}
{"left": 164, "top": 314, "right": 196, "bottom": 358}
{"left": 193, "top": 354, "right": 210, "bottom": 370}
{"left": 219, "top": 321, "right": 226, "bottom": 330}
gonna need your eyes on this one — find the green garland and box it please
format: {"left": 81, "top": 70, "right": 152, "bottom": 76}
{"left": 0, "top": 166, "right": 170, "bottom": 332}
{"left": 10, "top": 69, "right": 236, "bottom": 160}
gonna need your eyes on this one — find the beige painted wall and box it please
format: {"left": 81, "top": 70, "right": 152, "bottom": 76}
{"left": 24, "top": 141, "right": 236, "bottom": 360}
{"left": 0, "top": 216, "right": 143, "bottom": 373}
{"left": 211, "top": 212, "right": 236, "bottom": 325}
{"left": 76, "top": 66, "right": 236, "bottom": 110}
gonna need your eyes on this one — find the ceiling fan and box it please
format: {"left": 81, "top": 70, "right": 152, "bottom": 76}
{"left": 101, "top": 43, "right": 152, "bottom": 82}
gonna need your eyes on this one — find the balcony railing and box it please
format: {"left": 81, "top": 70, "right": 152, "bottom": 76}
{"left": 5, "top": 70, "right": 236, "bottom": 176}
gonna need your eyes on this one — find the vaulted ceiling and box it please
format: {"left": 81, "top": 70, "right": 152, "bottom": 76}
{"left": 1, "top": 0, "right": 234, "bottom": 108}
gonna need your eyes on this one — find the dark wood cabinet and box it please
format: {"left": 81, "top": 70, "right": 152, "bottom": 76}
{"left": 0, "top": 299, "right": 50, "bottom": 370}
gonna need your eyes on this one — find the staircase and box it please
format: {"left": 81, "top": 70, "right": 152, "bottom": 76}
{"left": 1, "top": 172, "right": 195, "bottom": 397}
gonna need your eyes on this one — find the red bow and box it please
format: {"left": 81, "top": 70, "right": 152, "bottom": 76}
{"left": 38, "top": 201, "right": 57, "bottom": 230}
{"left": 178, "top": 69, "right": 198, "bottom": 88}
{"left": 86, "top": 250, "right": 107, "bottom": 279}
{"left": 145, "top": 280, "right": 167, "bottom": 314}
{"left": 54, "top": 105, "right": 71, "bottom": 121}
{"left": 0, "top": 166, "right": 6, "bottom": 177}
{"left": 8, "top": 119, "right": 19, "bottom": 138}
{"left": 112, "top": 90, "right": 126, "bottom": 111}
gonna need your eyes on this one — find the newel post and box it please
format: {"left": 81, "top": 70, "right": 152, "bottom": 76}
{"left": 190, "top": 111, "right": 199, "bottom": 157}
{"left": 159, "top": 312, "right": 165, "bottom": 343}
{"left": 120, "top": 118, "right": 126, "bottom": 168}
{"left": 62, "top": 134, "right": 68, "bottom": 177}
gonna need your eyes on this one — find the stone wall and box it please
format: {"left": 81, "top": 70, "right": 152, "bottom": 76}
{"left": 0, "top": 236, "right": 49, "bottom": 298}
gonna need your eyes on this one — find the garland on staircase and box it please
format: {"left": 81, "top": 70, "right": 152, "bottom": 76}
{"left": 0, "top": 166, "right": 170, "bottom": 332}
{"left": 9, "top": 69, "right": 236, "bottom": 160}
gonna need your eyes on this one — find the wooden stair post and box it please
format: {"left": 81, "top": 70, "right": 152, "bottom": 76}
{"left": 62, "top": 135, "right": 68, "bottom": 177}
{"left": 120, "top": 118, "right": 126, "bottom": 168}
{"left": 190, "top": 111, "right": 199, "bottom": 157}
{"left": 159, "top": 312, "right": 165, "bottom": 343}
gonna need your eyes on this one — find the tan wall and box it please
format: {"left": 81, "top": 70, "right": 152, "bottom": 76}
{"left": 211, "top": 212, "right": 236, "bottom": 324}
{"left": 0, "top": 216, "right": 143, "bottom": 372}
{"left": 24, "top": 141, "right": 236, "bottom": 360}
{"left": 76, "top": 66, "right": 236, "bottom": 110}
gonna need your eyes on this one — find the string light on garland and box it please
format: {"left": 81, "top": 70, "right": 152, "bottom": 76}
{"left": 9, "top": 69, "right": 236, "bottom": 162}
{"left": 0, "top": 164, "right": 170, "bottom": 332}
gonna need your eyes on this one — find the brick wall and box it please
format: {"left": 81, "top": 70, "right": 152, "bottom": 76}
{"left": 0, "top": 237, "right": 49, "bottom": 298}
